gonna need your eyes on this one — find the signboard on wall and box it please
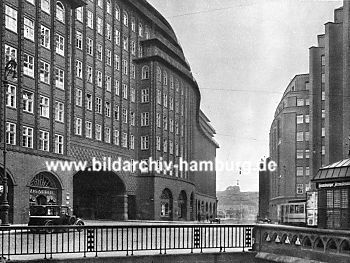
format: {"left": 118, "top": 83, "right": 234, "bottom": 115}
{"left": 306, "top": 191, "right": 318, "bottom": 226}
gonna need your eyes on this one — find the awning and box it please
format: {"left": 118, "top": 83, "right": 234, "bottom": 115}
{"left": 312, "top": 159, "right": 350, "bottom": 182}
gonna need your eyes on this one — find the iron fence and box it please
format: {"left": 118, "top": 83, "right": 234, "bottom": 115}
{"left": 0, "top": 224, "right": 254, "bottom": 260}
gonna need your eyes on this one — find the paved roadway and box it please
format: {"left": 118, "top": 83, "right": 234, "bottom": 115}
{"left": 0, "top": 220, "right": 252, "bottom": 261}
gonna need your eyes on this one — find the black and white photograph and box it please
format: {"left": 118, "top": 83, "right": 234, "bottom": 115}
{"left": 0, "top": 0, "right": 348, "bottom": 262}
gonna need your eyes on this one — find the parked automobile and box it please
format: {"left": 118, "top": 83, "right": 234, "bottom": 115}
{"left": 28, "top": 205, "right": 84, "bottom": 232}
{"left": 209, "top": 217, "right": 221, "bottom": 224}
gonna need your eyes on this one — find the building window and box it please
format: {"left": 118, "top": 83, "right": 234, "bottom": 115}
{"left": 115, "top": 5, "right": 120, "bottom": 20}
{"left": 96, "top": 97, "right": 102, "bottom": 114}
{"left": 5, "top": 5, "right": 17, "bottom": 33}
{"left": 156, "top": 136, "right": 161, "bottom": 151}
{"left": 139, "top": 45, "right": 143, "bottom": 57}
{"left": 40, "top": 96, "right": 50, "bottom": 118}
{"left": 86, "top": 65, "right": 93, "bottom": 83}
{"left": 131, "top": 63, "right": 136, "bottom": 79}
{"left": 131, "top": 41, "right": 136, "bottom": 55}
{"left": 87, "top": 10, "right": 93, "bottom": 28}
{"left": 322, "top": 109, "right": 326, "bottom": 119}
{"left": 142, "top": 66, "right": 149, "bottom": 79}
{"left": 157, "top": 67, "right": 162, "bottom": 82}
{"left": 105, "top": 128, "right": 111, "bottom": 143}
{"left": 175, "top": 122, "right": 179, "bottom": 134}
{"left": 139, "top": 23, "right": 143, "bottom": 37}
{"left": 95, "top": 71, "right": 102, "bottom": 87}
{"left": 87, "top": 38, "right": 93, "bottom": 55}
{"left": 141, "top": 136, "right": 149, "bottom": 150}
{"left": 163, "top": 139, "right": 168, "bottom": 153}
{"left": 305, "top": 115, "right": 310, "bottom": 123}
{"left": 122, "top": 108, "right": 128, "bottom": 123}
{"left": 6, "top": 123, "right": 16, "bottom": 145}
{"left": 175, "top": 143, "right": 179, "bottom": 156}
{"left": 305, "top": 149, "right": 310, "bottom": 159}
{"left": 297, "top": 98, "right": 304, "bottom": 107}
{"left": 163, "top": 116, "right": 168, "bottom": 130}
{"left": 24, "top": 53, "right": 34, "bottom": 77}
{"left": 141, "top": 89, "right": 149, "bottom": 103}
{"left": 97, "top": 44, "right": 103, "bottom": 61}
{"left": 115, "top": 105, "right": 120, "bottom": 120}
{"left": 85, "top": 121, "right": 92, "bottom": 138}
{"left": 306, "top": 167, "right": 310, "bottom": 176}
{"left": 106, "top": 0, "right": 111, "bottom": 13}
{"left": 122, "top": 133, "right": 128, "bottom": 148}
{"left": 76, "top": 31, "right": 83, "bottom": 49}
{"left": 106, "top": 50, "right": 112, "bottom": 66}
{"left": 115, "top": 80, "right": 120, "bottom": 95}
{"left": 156, "top": 113, "right": 161, "bottom": 128}
{"left": 114, "top": 130, "right": 120, "bottom": 145}
{"left": 141, "top": 112, "right": 149, "bottom": 126}
{"left": 40, "top": 25, "right": 50, "bottom": 49}
{"left": 97, "top": 0, "right": 103, "bottom": 8}
{"left": 76, "top": 89, "right": 82, "bottom": 106}
{"left": 131, "top": 18, "right": 136, "bottom": 32}
{"left": 76, "top": 60, "right": 83, "bottom": 78}
{"left": 75, "top": 118, "right": 82, "bottom": 135}
{"left": 322, "top": 91, "right": 325, "bottom": 101}
{"left": 105, "top": 101, "right": 111, "bottom": 117}
{"left": 115, "top": 54, "right": 120, "bottom": 70}
{"left": 321, "top": 73, "right": 325, "bottom": 83}
{"left": 297, "top": 132, "right": 304, "bottom": 142}
{"left": 95, "top": 124, "right": 102, "bottom": 141}
{"left": 169, "top": 140, "right": 173, "bottom": 154}
{"left": 130, "top": 135, "right": 135, "bottom": 150}
{"left": 130, "top": 112, "right": 135, "bottom": 126}
{"left": 305, "top": 132, "right": 310, "bottom": 141}
{"left": 297, "top": 167, "right": 304, "bottom": 176}
{"left": 322, "top": 145, "right": 326, "bottom": 155}
{"left": 321, "top": 55, "right": 325, "bottom": 66}
{"left": 123, "top": 11, "right": 128, "bottom": 26}
{"left": 76, "top": 7, "right": 83, "bottom": 22}
{"left": 122, "top": 60, "right": 128, "bottom": 75}
{"left": 55, "top": 34, "right": 65, "bottom": 56}
{"left": 41, "top": 0, "right": 50, "bottom": 13}
{"left": 97, "top": 17, "right": 103, "bottom": 34}
{"left": 163, "top": 94, "right": 168, "bottom": 108}
{"left": 55, "top": 101, "right": 64, "bottom": 122}
{"left": 40, "top": 61, "right": 50, "bottom": 84}
{"left": 322, "top": 128, "right": 325, "bottom": 137}
{"left": 115, "top": 29, "right": 120, "bottom": 45}
{"left": 55, "top": 68, "right": 64, "bottom": 89}
{"left": 24, "top": 17, "right": 34, "bottom": 41}
{"left": 105, "top": 75, "right": 111, "bottom": 92}
{"left": 157, "top": 90, "right": 162, "bottom": 105}
{"left": 122, "top": 84, "right": 128, "bottom": 99}
{"left": 39, "top": 130, "right": 49, "bottom": 151}
{"left": 56, "top": 2, "right": 65, "bottom": 23}
{"left": 131, "top": 87, "right": 136, "bottom": 103}
{"left": 23, "top": 91, "right": 34, "bottom": 113}
{"left": 54, "top": 134, "right": 64, "bottom": 154}
{"left": 170, "top": 119, "right": 174, "bottom": 132}
{"left": 106, "top": 23, "right": 112, "bottom": 40}
{"left": 305, "top": 99, "right": 310, "bottom": 106}
{"left": 163, "top": 71, "right": 168, "bottom": 85}
{"left": 22, "top": 126, "right": 33, "bottom": 148}
{"left": 86, "top": 94, "right": 92, "bottom": 111}
{"left": 296, "top": 184, "right": 304, "bottom": 194}
{"left": 296, "top": 115, "right": 304, "bottom": 124}
{"left": 123, "top": 36, "right": 129, "bottom": 51}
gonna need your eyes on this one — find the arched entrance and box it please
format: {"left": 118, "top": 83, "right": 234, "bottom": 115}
{"left": 29, "top": 172, "right": 62, "bottom": 206}
{"left": 160, "top": 188, "right": 173, "bottom": 220}
{"left": 190, "top": 193, "right": 194, "bottom": 220}
{"left": 73, "top": 171, "right": 127, "bottom": 220}
{"left": 0, "top": 168, "right": 14, "bottom": 223}
{"left": 178, "top": 190, "right": 187, "bottom": 220}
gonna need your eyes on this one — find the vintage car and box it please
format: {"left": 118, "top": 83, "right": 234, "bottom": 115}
{"left": 28, "top": 205, "right": 84, "bottom": 231}
{"left": 209, "top": 217, "right": 221, "bottom": 224}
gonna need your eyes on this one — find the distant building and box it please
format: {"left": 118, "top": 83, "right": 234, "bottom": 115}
{"left": 258, "top": 158, "right": 271, "bottom": 220}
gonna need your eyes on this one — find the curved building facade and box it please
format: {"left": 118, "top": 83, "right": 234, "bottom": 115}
{"left": 0, "top": 0, "right": 218, "bottom": 223}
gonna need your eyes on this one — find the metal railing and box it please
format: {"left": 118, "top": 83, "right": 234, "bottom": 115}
{"left": 0, "top": 224, "right": 254, "bottom": 260}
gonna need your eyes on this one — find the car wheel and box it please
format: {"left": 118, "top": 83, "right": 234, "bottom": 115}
{"left": 44, "top": 220, "right": 54, "bottom": 233}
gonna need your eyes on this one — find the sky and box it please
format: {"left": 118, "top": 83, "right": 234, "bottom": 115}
{"left": 147, "top": 0, "right": 342, "bottom": 192}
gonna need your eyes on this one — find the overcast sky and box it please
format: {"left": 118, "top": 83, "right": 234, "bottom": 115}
{"left": 147, "top": 0, "right": 342, "bottom": 192}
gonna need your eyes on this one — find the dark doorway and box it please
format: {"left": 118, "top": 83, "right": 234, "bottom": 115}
{"left": 36, "top": 195, "right": 47, "bottom": 205}
{"left": 0, "top": 168, "right": 14, "bottom": 224}
{"left": 73, "top": 171, "right": 127, "bottom": 220}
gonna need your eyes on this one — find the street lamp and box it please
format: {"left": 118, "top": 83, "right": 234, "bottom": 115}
{"left": 1, "top": 59, "right": 17, "bottom": 226}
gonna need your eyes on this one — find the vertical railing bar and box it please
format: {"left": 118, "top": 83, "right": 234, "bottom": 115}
{"left": 83, "top": 228, "right": 86, "bottom": 258}
{"left": 242, "top": 227, "right": 245, "bottom": 252}
{"left": 182, "top": 227, "right": 184, "bottom": 249}
{"left": 131, "top": 227, "right": 134, "bottom": 256}
{"left": 44, "top": 230, "right": 47, "bottom": 259}
{"left": 200, "top": 226, "right": 203, "bottom": 253}
{"left": 191, "top": 227, "right": 193, "bottom": 253}
{"left": 159, "top": 227, "right": 162, "bottom": 254}
{"left": 164, "top": 227, "right": 167, "bottom": 255}
{"left": 95, "top": 228, "right": 98, "bottom": 257}
{"left": 126, "top": 227, "right": 129, "bottom": 256}
{"left": 223, "top": 226, "right": 226, "bottom": 252}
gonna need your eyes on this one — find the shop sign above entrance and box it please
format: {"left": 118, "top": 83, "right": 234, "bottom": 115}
{"left": 318, "top": 181, "right": 350, "bottom": 188}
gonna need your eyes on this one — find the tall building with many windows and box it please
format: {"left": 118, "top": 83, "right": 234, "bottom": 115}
{"left": 0, "top": 0, "right": 218, "bottom": 224}
{"left": 269, "top": 74, "right": 310, "bottom": 221}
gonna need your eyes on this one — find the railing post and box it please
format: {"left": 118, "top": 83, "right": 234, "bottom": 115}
{"left": 159, "top": 227, "right": 162, "bottom": 255}
{"left": 164, "top": 227, "right": 167, "bottom": 255}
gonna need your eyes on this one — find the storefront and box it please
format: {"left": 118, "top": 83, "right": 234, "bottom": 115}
{"left": 312, "top": 159, "right": 350, "bottom": 230}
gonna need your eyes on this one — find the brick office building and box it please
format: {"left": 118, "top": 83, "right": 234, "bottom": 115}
{"left": 0, "top": 0, "right": 218, "bottom": 224}
{"left": 268, "top": 74, "right": 311, "bottom": 222}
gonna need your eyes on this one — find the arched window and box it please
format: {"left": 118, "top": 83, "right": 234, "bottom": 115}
{"left": 163, "top": 71, "right": 168, "bottom": 85}
{"left": 139, "top": 23, "right": 143, "bottom": 37}
{"left": 115, "top": 5, "right": 120, "bottom": 21}
{"left": 123, "top": 11, "right": 128, "bottom": 26}
{"left": 56, "top": 1, "right": 65, "bottom": 23}
{"left": 170, "top": 76, "right": 174, "bottom": 89}
{"left": 106, "top": 0, "right": 111, "bottom": 14}
{"left": 131, "top": 18, "right": 136, "bottom": 32}
{"left": 156, "top": 67, "right": 162, "bottom": 82}
{"left": 142, "top": 66, "right": 149, "bottom": 80}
